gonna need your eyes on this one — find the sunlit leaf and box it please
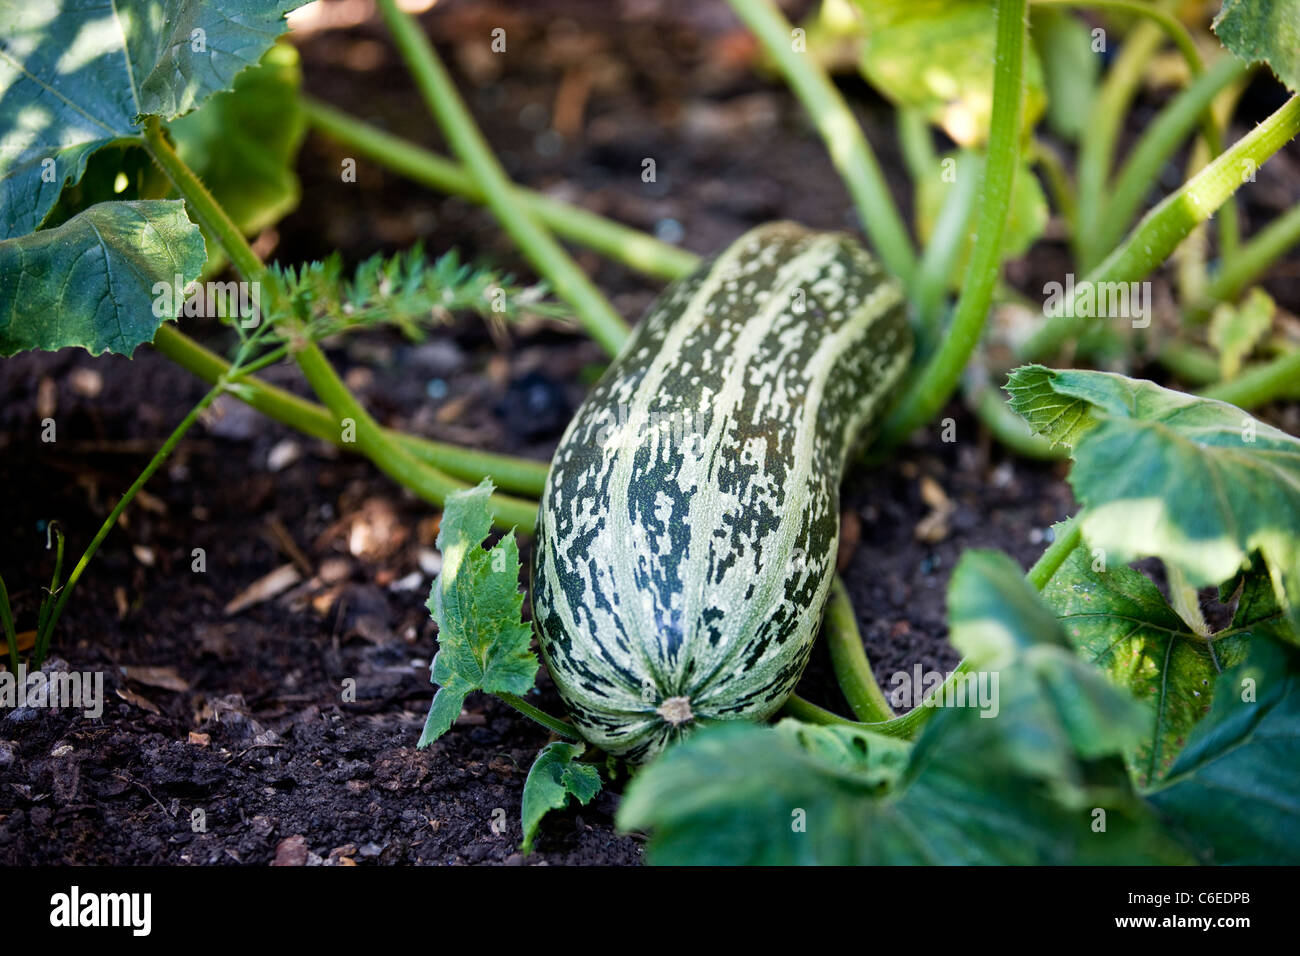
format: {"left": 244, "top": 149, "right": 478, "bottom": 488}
{"left": 0, "top": 199, "right": 204, "bottom": 356}
{"left": 1007, "top": 366, "right": 1300, "bottom": 632}
{"left": 0, "top": 0, "right": 304, "bottom": 238}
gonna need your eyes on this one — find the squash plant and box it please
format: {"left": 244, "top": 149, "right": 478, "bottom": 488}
{"left": 2, "top": 0, "right": 1299, "bottom": 863}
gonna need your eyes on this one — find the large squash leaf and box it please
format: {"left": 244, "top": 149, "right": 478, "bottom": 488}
{"left": 0, "top": 199, "right": 204, "bottom": 356}
{"left": 850, "top": 0, "right": 1046, "bottom": 146}
{"left": 1213, "top": 0, "right": 1300, "bottom": 92}
{"left": 619, "top": 552, "right": 1185, "bottom": 864}
{"left": 1007, "top": 366, "right": 1300, "bottom": 633}
{"left": 1042, "top": 547, "right": 1260, "bottom": 787}
{"left": 0, "top": 0, "right": 303, "bottom": 239}
{"left": 1147, "top": 637, "right": 1300, "bottom": 863}
{"left": 418, "top": 480, "right": 538, "bottom": 747}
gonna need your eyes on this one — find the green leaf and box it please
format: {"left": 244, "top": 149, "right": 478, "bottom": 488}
{"left": 170, "top": 42, "right": 305, "bottom": 240}
{"left": 1213, "top": 0, "right": 1300, "bottom": 92}
{"left": 520, "top": 741, "right": 602, "bottom": 854}
{"left": 1031, "top": 7, "right": 1099, "bottom": 142}
{"left": 1006, "top": 366, "right": 1300, "bottom": 632}
{"left": 0, "top": 199, "right": 204, "bottom": 356}
{"left": 418, "top": 479, "right": 537, "bottom": 747}
{"left": 1043, "top": 547, "right": 1252, "bottom": 787}
{"left": 850, "top": 0, "right": 1046, "bottom": 146}
{"left": 1209, "top": 287, "right": 1274, "bottom": 380}
{"left": 0, "top": 0, "right": 304, "bottom": 239}
{"left": 619, "top": 552, "right": 1183, "bottom": 864}
{"left": 1147, "top": 637, "right": 1300, "bottom": 863}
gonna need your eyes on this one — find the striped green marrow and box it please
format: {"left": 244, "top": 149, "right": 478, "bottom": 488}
{"left": 532, "top": 222, "right": 911, "bottom": 761}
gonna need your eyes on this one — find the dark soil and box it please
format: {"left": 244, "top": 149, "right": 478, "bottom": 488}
{"left": 0, "top": 0, "right": 1294, "bottom": 865}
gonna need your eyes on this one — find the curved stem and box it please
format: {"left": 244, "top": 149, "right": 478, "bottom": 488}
{"left": 1030, "top": 0, "right": 1203, "bottom": 74}
{"left": 151, "top": 325, "right": 549, "bottom": 498}
{"left": 295, "top": 341, "right": 540, "bottom": 531}
{"left": 916, "top": 150, "right": 980, "bottom": 343}
{"left": 825, "top": 577, "right": 895, "bottom": 723}
{"left": 144, "top": 113, "right": 541, "bottom": 527}
{"left": 1200, "top": 348, "right": 1300, "bottom": 408}
{"left": 1027, "top": 513, "right": 1083, "bottom": 590}
{"left": 497, "top": 691, "right": 582, "bottom": 740}
{"left": 39, "top": 379, "right": 228, "bottom": 655}
{"left": 1098, "top": 56, "right": 1247, "bottom": 257}
{"left": 1074, "top": 19, "right": 1165, "bottom": 271}
{"left": 302, "top": 97, "right": 699, "bottom": 283}
{"left": 1021, "top": 94, "right": 1300, "bottom": 359}
{"left": 376, "top": 0, "right": 629, "bottom": 357}
{"left": 874, "top": 0, "right": 1027, "bottom": 451}
{"left": 725, "top": 0, "right": 917, "bottom": 287}
{"left": 1194, "top": 200, "right": 1300, "bottom": 319}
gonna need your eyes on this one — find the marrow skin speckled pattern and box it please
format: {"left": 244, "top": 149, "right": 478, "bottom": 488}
{"left": 532, "top": 222, "right": 912, "bottom": 761}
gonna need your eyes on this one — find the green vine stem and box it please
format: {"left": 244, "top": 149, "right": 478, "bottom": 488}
{"left": 1031, "top": 0, "right": 1202, "bottom": 72}
{"left": 376, "top": 0, "right": 630, "bottom": 357}
{"left": 897, "top": 107, "right": 938, "bottom": 188}
{"left": 916, "top": 150, "right": 980, "bottom": 342}
{"left": 1026, "top": 513, "right": 1082, "bottom": 590}
{"left": 301, "top": 97, "right": 699, "bottom": 283}
{"left": 825, "top": 576, "right": 895, "bottom": 723}
{"left": 142, "top": 114, "right": 539, "bottom": 529}
{"left": 873, "top": 0, "right": 1027, "bottom": 452}
{"left": 295, "top": 342, "right": 540, "bottom": 530}
{"left": 1021, "top": 94, "right": 1300, "bottom": 360}
{"left": 1201, "top": 348, "right": 1300, "bottom": 409}
{"left": 1074, "top": 19, "right": 1165, "bottom": 271}
{"left": 787, "top": 509, "right": 1082, "bottom": 738}
{"left": 725, "top": 0, "right": 918, "bottom": 287}
{"left": 1192, "top": 200, "right": 1300, "bottom": 320}
{"left": 497, "top": 691, "right": 582, "bottom": 740}
{"left": 37, "top": 378, "right": 229, "bottom": 659}
{"left": 1097, "top": 56, "right": 1247, "bottom": 257}
{"left": 151, "top": 325, "right": 548, "bottom": 498}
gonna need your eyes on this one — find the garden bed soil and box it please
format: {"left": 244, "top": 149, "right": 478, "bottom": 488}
{"left": 1, "top": 0, "right": 1294, "bottom": 865}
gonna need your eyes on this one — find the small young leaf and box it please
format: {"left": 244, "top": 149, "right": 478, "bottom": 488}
{"left": 1006, "top": 366, "right": 1300, "bottom": 632}
{"left": 1213, "top": 0, "right": 1300, "bottom": 92}
{"left": 1209, "top": 287, "right": 1274, "bottom": 380}
{"left": 520, "top": 741, "right": 602, "bottom": 854}
{"left": 1147, "top": 638, "right": 1300, "bottom": 863}
{"left": 0, "top": 200, "right": 205, "bottom": 356}
{"left": 418, "top": 480, "right": 537, "bottom": 747}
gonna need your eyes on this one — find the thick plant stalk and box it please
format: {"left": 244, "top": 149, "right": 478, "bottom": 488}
{"left": 1026, "top": 514, "right": 1082, "bottom": 590}
{"left": 1021, "top": 94, "right": 1300, "bottom": 359}
{"left": 1075, "top": 20, "right": 1166, "bottom": 271}
{"left": 825, "top": 577, "right": 895, "bottom": 723}
{"left": 874, "top": 0, "right": 1028, "bottom": 451}
{"left": 296, "top": 342, "right": 540, "bottom": 530}
{"left": 151, "top": 326, "right": 548, "bottom": 497}
{"left": 915, "top": 151, "right": 981, "bottom": 341}
{"left": 1097, "top": 56, "right": 1247, "bottom": 256}
{"left": 302, "top": 97, "right": 699, "bottom": 282}
{"left": 1201, "top": 349, "right": 1300, "bottom": 409}
{"left": 725, "top": 0, "right": 917, "bottom": 286}
{"left": 1195, "top": 201, "right": 1300, "bottom": 317}
{"left": 141, "top": 116, "right": 536, "bottom": 528}
{"left": 376, "top": 0, "right": 630, "bottom": 357}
